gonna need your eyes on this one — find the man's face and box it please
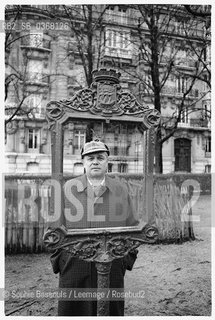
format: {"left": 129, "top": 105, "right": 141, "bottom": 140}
{"left": 83, "top": 152, "right": 108, "bottom": 179}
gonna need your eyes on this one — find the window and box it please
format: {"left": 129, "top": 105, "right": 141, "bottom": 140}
{"left": 119, "top": 146, "right": 127, "bottom": 156}
{"left": 177, "top": 76, "right": 189, "bottom": 94}
{"left": 105, "top": 29, "right": 131, "bottom": 58}
{"left": 21, "top": 33, "right": 43, "bottom": 47}
{"left": 176, "top": 106, "right": 190, "bottom": 127}
{"left": 106, "top": 30, "right": 117, "bottom": 48}
{"left": 118, "top": 6, "right": 128, "bottom": 24}
{"left": 176, "top": 49, "right": 186, "bottom": 65}
{"left": 118, "top": 6, "right": 127, "bottom": 13}
{"left": 144, "top": 69, "right": 152, "bottom": 88}
{"left": 203, "top": 75, "right": 210, "bottom": 92}
{"left": 205, "top": 165, "right": 211, "bottom": 173}
{"left": 138, "top": 82, "right": 144, "bottom": 93}
{"left": 205, "top": 137, "right": 211, "bottom": 153}
{"left": 108, "top": 163, "right": 113, "bottom": 172}
{"left": 106, "top": 6, "right": 114, "bottom": 15}
{"left": 203, "top": 47, "right": 207, "bottom": 61}
{"left": 202, "top": 102, "right": 211, "bottom": 122}
{"left": 118, "top": 135, "right": 128, "bottom": 156}
{"left": 174, "top": 20, "right": 186, "bottom": 36}
{"left": 118, "top": 163, "right": 127, "bottom": 173}
{"left": 179, "top": 107, "right": 189, "bottom": 124}
{"left": 106, "top": 5, "right": 128, "bottom": 24}
{"left": 114, "top": 146, "right": 118, "bottom": 155}
{"left": 107, "top": 30, "right": 129, "bottom": 49}
{"left": 202, "top": 102, "right": 211, "bottom": 127}
{"left": 203, "top": 43, "right": 211, "bottom": 62}
{"left": 174, "top": 138, "right": 191, "bottom": 172}
{"left": 27, "top": 60, "right": 43, "bottom": 82}
{"left": 135, "top": 141, "right": 141, "bottom": 154}
{"left": 27, "top": 162, "right": 39, "bottom": 172}
{"left": 74, "top": 131, "right": 85, "bottom": 151}
{"left": 28, "top": 129, "right": 39, "bottom": 151}
{"left": 27, "top": 94, "right": 43, "bottom": 114}
{"left": 29, "top": 33, "right": 43, "bottom": 48}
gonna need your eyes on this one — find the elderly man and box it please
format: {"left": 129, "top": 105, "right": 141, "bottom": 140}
{"left": 50, "top": 140, "right": 138, "bottom": 316}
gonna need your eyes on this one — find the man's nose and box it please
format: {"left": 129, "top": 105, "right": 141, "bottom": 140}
{"left": 92, "top": 158, "right": 99, "bottom": 164}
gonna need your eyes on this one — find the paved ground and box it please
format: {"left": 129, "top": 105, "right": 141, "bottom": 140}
{"left": 4, "top": 195, "right": 212, "bottom": 316}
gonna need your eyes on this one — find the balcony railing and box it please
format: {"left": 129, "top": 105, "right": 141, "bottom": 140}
{"left": 178, "top": 119, "right": 211, "bottom": 128}
{"left": 33, "top": 107, "right": 46, "bottom": 118}
{"left": 104, "top": 47, "right": 132, "bottom": 59}
{"left": 190, "top": 118, "right": 211, "bottom": 128}
{"left": 26, "top": 73, "right": 49, "bottom": 85}
{"left": 177, "top": 122, "right": 191, "bottom": 128}
{"left": 103, "top": 12, "right": 139, "bottom": 26}
{"left": 21, "top": 35, "right": 51, "bottom": 50}
{"left": 162, "top": 117, "right": 211, "bottom": 129}
{"left": 162, "top": 86, "right": 199, "bottom": 97}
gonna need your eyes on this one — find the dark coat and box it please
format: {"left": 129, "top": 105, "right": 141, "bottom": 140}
{"left": 50, "top": 174, "right": 138, "bottom": 316}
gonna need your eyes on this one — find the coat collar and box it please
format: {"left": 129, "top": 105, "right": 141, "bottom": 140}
{"left": 76, "top": 174, "right": 114, "bottom": 193}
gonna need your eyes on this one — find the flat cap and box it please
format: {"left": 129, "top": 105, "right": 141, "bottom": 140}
{"left": 81, "top": 139, "right": 110, "bottom": 158}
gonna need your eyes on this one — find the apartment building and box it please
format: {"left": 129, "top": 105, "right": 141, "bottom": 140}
{"left": 5, "top": 5, "right": 211, "bottom": 174}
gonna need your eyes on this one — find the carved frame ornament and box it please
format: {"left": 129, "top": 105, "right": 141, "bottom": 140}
{"left": 46, "top": 70, "right": 160, "bottom": 130}
{"left": 44, "top": 224, "right": 159, "bottom": 263}
{"left": 44, "top": 68, "right": 160, "bottom": 274}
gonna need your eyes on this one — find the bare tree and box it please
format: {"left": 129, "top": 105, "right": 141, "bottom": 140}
{"left": 49, "top": 5, "right": 110, "bottom": 87}
{"left": 5, "top": 6, "right": 53, "bottom": 126}
{"left": 114, "top": 4, "right": 211, "bottom": 173}
{"left": 5, "top": 5, "right": 211, "bottom": 173}
{"left": 184, "top": 5, "right": 211, "bottom": 19}
{"left": 5, "top": 5, "right": 27, "bottom": 124}
{"left": 5, "top": 5, "right": 110, "bottom": 128}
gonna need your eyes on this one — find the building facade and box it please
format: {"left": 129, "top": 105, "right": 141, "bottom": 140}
{"left": 5, "top": 5, "right": 211, "bottom": 174}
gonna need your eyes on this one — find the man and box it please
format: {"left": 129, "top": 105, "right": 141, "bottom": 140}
{"left": 50, "top": 139, "right": 138, "bottom": 316}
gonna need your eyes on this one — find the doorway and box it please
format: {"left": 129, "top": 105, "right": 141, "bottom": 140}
{"left": 174, "top": 138, "right": 191, "bottom": 172}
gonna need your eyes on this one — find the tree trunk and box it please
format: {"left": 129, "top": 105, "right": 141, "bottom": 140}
{"left": 154, "top": 126, "right": 163, "bottom": 173}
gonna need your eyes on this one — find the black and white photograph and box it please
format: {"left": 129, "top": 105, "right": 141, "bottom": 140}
{"left": 2, "top": 2, "right": 213, "bottom": 317}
